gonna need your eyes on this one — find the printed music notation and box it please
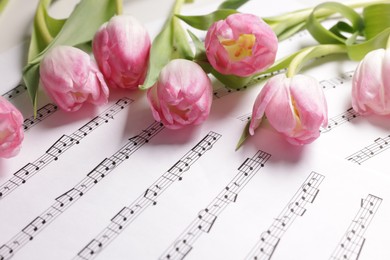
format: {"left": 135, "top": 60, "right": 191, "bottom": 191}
{"left": 213, "top": 85, "right": 248, "bottom": 99}
{"left": 74, "top": 131, "right": 221, "bottom": 260}
{"left": 245, "top": 171, "right": 324, "bottom": 260}
{"left": 330, "top": 194, "right": 382, "bottom": 260}
{"left": 319, "top": 71, "right": 354, "bottom": 90}
{"left": 1, "top": 84, "right": 27, "bottom": 101}
{"left": 0, "top": 120, "right": 165, "bottom": 260}
{"left": 346, "top": 135, "right": 390, "bottom": 165}
{"left": 22, "top": 103, "right": 58, "bottom": 131}
{"left": 159, "top": 150, "right": 271, "bottom": 260}
{"left": 0, "top": 98, "right": 132, "bottom": 200}
{"left": 237, "top": 113, "right": 251, "bottom": 123}
{"left": 320, "top": 108, "right": 359, "bottom": 133}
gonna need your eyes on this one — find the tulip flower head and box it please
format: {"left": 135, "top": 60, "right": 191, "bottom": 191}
{"left": 205, "top": 13, "right": 278, "bottom": 77}
{"left": 0, "top": 97, "right": 24, "bottom": 158}
{"left": 147, "top": 59, "right": 212, "bottom": 129}
{"left": 93, "top": 15, "right": 151, "bottom": 90}
{"left": 352, "top": 48, "right": 390, "bottom": 115}
{"left": 249, "top": 74, "right": 328, "bottom": 145}
{"left": 40, "top": 46, "right": 109, "bottom": 112}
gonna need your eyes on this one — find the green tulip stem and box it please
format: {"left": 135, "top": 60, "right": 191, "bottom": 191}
{"left": 35, "top": 0, "right": 54, "bottom": 47}
{"left": 287, "top": 44, "right": 348, "bottom": 78}
{"left": 115, "top": 0, "right": 122, "bottom": 15}
{"left": 387, "top": 35, "right": 390, "bottom": 49}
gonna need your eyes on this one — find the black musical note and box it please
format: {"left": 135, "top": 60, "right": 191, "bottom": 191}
{"left": 330, "top": 194, "right": 382, "bottom": 260}
{"left": 160, "top": 150, "right": 271, "bottom": 260}
{"left": 246, "top": 171, "right": 324, "bottom": 260}
{"left": 0, "top": 120, "right": 163, "bottom": 259}
{"left": 22, "top": 103, "right": 58, "bottom": 132}
{"left": 73, "top": 132, "right": 221, "bottom": 260}
{"left": 1, "top": 84, "right": 27, "bottom": 100}
{"left": 320, "top": 108, "right": 359, "bottom": 133}
{"left": 0, "top": 98, "right": 132, "bottom": 200}
{"left": 346, "top": 134, "right": 390, "bottom": 164}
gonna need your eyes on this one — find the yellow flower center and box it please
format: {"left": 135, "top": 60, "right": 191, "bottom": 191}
{"left": 71, "top": 92, "right": 86, "bottom": 101}
{"left": 0, "top": 129, "right": 11, "bottom": 141}
{"left": 220, "top": 34, "right": 256, "bottom": 61}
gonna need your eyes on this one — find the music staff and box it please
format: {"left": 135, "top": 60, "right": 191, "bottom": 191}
{"left": 0, "top": 98, "right": 132, "bottom": 200}
{"left": 330, "top": 194, "right": 382, "bottom": 260}
{"left": 346, "top": 135, "right": 390, "bottom": 165}
{"left": 0, "top": 120, "right": 164, "bottom": 260}
{"left": 1, "top": 84, "right": 27, "bottom": 101}
{"left": 319, "top": 71, "right": 354, "bottom": 90}
{"left": 22, "top": 103, "right": 58, "bottom": 131}
{"left": 74, "top": 132, "right": 221, "bottom": 260}
{"left": 159, "top": 150, "right": 271, "bottom": 260}
{"left": 246, "top": 171, "right": 325, "bottom": 260}
{"left": 237, "top": 113, "right": 252, "bottom": 123}
{"left": 320, "top": 108, "right": 359, "bottom": 133}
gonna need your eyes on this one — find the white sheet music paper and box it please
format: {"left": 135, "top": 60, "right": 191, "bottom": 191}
{"left": 1, "top": 1, "right": 390, "bottom": 260}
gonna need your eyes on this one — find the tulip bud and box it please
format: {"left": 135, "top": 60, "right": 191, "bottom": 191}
{"left": 205, "top": 13, "right": 278, "bottom": 77}
{"left": 352, "top": 48, "right": 390, "bottom": 115}
{"left": 0, "top": 97, "right": 24, "bottom": 158}
{"left": 93, "top": 15, "right": 151, "bottom": 90}
{"left": 147, "top": 59, "right": 212, "bottom": 129}
{"left": 249, "top": 74, "right": 328, "bottom": 145}
{"left": 39, "top": 46, "right": 109, "bottom": 112}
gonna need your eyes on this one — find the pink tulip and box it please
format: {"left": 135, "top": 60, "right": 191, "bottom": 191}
{"left": 40, "top": 46, "right": 109, "bottom": 112}
{"left": 0, "top": 97, "right": 24, "bottom": 158}
{"left": 147, "top": 59, "right": 212, "bottom": 129}
{"left": 352, "top": 48, "right": 390, "bottom": 115}
{"left": 249, "top": 74, "right": 328, "bottom": 145}
{"left": 93, "top": 15, "right": 151, "bottom": 89}
{"left": 205, "top": 13, "right": 278, "bottom": 77}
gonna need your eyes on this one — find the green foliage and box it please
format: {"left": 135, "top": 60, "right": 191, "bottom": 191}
{"left": 23, "top": 0, "right": 120, "bottom": 114}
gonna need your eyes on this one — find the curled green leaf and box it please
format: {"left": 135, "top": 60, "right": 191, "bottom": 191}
{"left": 176, "top": 9, "right": 238, "bottom": 31}
{"left": 306, "top": 2, "right": 364, "bottom": 44}
{"left": 363, "top": 4, "right": 390, "bottom": 40}
{"left": 347, "top": 27, "right": 390, "bottom": 60}
{"left": 218, "top": 0, "right": 249, "bottom": 10}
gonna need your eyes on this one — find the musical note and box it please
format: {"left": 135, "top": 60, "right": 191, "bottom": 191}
{"left": 319, "top": 108, "right": 360, "bottom": 133}
{"left": 22, "top": 103, "right": 58, "bottom": 132}
{"left": 237, "top": 113, "right": 252, "bottom": 123}
{"left": 159, "top": 150, "right": 271, "bottom": 260}
{"left": 72, "top": 132, "right": 221, "bottom": 260}
{"left": 246, "top": 171, "right": 324, "bottom": 260}
{"left": 330, "top": 194, "right": 382, "bottom": 260}
{"left": 1, "top": 84, "right": 27, "bottom": 100}
{"left": 346, "top": 134, "right": 390, "bottom": 165}
{"left": 319, "top": 71, "right": 354, "bottom": 90}
{"left": 197, "top": 209, "right": 217, "bottom": 233}
{"left": 0, "top": 98, "right": 132, "bottom": 200}
{"left": 0, "top": 120, "right": 166, "bottom": 259}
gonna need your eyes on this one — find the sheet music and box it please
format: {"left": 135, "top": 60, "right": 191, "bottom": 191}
{"left": 1, "top": 1, "right": 390, "bottom": 260}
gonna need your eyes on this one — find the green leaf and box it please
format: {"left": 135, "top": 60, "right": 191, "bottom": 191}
{"left": 140, "top": 1, "right": 194, "bottom": 90}
{"left": 187, "top": 30, "right": 208, "bottom": 62}
{"left": 0, "top": 0, "right": 9, "bottom": 14}
{"left": 218, "top": 0, "right": 249, "bottom": 10}
{"left": 27, "top": 0, "right": 66, "bottom": 62}
{"left": 211, "top": 70, "right": 253, "bottom": 89}
{"left": 363, "top": 4, "right": 390, "bottom": 40}
{"left": 306, "top": 2, "right": 364, "bottom": 44}
{"left": 176, "top": 9, "right": 237, "bottom": 30}
{"left": 235, "top": 119, "right": 251, "bottom": 151}
{"left": 23, "top": 0, "right": 119, "bottom": 113}
{"left": 347, "top": 27, "right": 390, "bottom": 60}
